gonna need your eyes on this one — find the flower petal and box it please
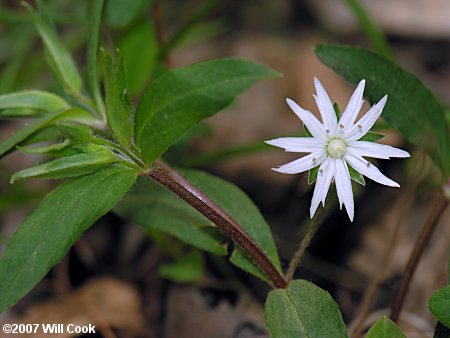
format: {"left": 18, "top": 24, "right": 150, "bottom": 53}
{"left": 334, "top": 159, "right": 354, "bottom": 221}
{"left": 347, "top": 141, "right": 410, "bottom": 159}
{"left": 345, "top": 154, "right": 400, "bottom": 187}
{"left": 346, "top": 95, "right": 387, "bottom": 142}
{"left": 272, "top": 151, "right": 326, "bottom": 174}
{"left": 265, "top": 137, "right": 324, "bottom": 153}
{"left": 339, "top": 79, "right": 365, "bottom": 130}
{"left": 310, "top": 158, "right": 334, "bottom": 218}
{"left": 286, "top": 98, "right": 326, "bottom": 140}
{"left": 313, "top": 77, "right": 337, "bottom": 133}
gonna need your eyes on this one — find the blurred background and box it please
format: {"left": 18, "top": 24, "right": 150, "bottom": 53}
{"left": 0, "top": 0, "right": 449, "bottom": 337}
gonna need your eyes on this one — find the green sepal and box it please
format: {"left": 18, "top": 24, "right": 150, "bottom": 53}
{"left": 359, "top": 130, "right": 384, "bottom": 142}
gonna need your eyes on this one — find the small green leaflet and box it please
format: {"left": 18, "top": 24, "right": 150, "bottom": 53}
{"left": 10, "top": 151, "right": 119, "bottom": 183}
{"left": 101, "top": 49, "right": 133, "bottom": 147}
{"left": 17, "top": 139, "right": 71, "bottom": 155}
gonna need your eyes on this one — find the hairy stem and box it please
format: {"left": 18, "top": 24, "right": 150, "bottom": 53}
{"left": 390, "top": 192, "right": 449, "bottom": 322}
{"left": 285, "top": 206, "right": 325, "bottom": 283}
{"left": 144, "top": 160, "right": 287, "bottom": 289}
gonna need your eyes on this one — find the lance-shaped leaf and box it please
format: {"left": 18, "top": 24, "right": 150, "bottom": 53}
{"left": 135, "top": 58, "right": 280, "bottom": 163}
{"left": 10, "top": 150, "right": 118, "bottom": 183}
{"left": 366, "top": 316, "right": 406, "bottom": 338}
{"left": 0, "top": 166, "right": 137, "bottom": 312}
{"left": 264, "top": 279, "right": 348, "bottom": 338}
{"left": 316, "top": 44, "right": 450, "bottom": 178}
{"left": 0, "top": 90, "right": 69, "bottom": 113}
{"left": 102, "top": 49, "right": 133, "bottom": 147}
{"left": 0, "top": 110, "right": 67, "bottom": 158}
{"left": 24, "top": 3, "right": 82, "bottom": 95}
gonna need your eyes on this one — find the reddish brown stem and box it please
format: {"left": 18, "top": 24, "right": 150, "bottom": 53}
{"left": 144, "top": 161, "right": 287, "bottom": 289}
{"left": 389, "top": 192, "right": 448, "bottom": 322}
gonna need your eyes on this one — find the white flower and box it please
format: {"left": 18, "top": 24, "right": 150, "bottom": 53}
{"left": 266, "top": 78, "right": 410, "bottom": 221}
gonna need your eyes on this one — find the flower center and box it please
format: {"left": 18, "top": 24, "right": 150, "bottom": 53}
{"left": 327, "top": 138, "right": 347, "bottom": 159}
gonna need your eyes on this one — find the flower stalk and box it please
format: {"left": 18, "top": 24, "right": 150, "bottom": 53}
{"left": 285, "top": 204, "right": 326, "bottom": 283}
{"left": 144, "top": 160, "right": 287, "bottom": 289}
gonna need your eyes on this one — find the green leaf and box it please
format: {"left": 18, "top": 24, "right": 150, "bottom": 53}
{"left": 24, "top": 3, "right": 82, "bottom": 95}
{"left": 56, "top": 122, "right": 95, "bottom": 144}
{"left": 366, "top": 316, "right": 406, "bottom": 338}
{"left": 344, "top": 0, "right": 394, "bottom": 61}
{"left": 0, "top": 110, "right": 66, "bottom": 158}
{"left": 87, "top": 0, "right": 105, "bottom": 115}
{"left": 135, "top": 58, "right": 280, "bottom": 163}
{"left": 114, "top": 177, "right": 227, "bottom": 256}
{"left": 106, "top": 0, "right": 153, "bottom": 28}
{"left": 159, "top": 250, "right": 204, "bottom": 283}
{"left": 0, "top": 90, "right": 69, "bottom": 112}
{"left": 429, "top": 286, "right": 450, "bottom": 328}
{"left": 17, "top": 139, "right": 71, "bottom": 155}
{"left": 118, "top": 20, "right": 157, "bottom": 95}
{"left": 0, "top": 166, "right": 137, "bottom": 311}
{"left": 10, "top": 150, "right": 118, "bottom": 183}
{"left": 101, "top": 49, "right": 133, "bottom": 147}
{"left": 316, "top": 44, "right": 450, "bottom": 178}
{"left": 359, "top": 131, "right": 384, "bottom": 142}
{"left": 348, "top": 164, "right": 366, "bottom": 186}
{"left": 264, "top": 279, "right": 348, "bottom": 338}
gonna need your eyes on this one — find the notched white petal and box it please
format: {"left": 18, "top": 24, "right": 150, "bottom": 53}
{"left": 310, "top": 158, "right": 333, "bottom": 218}
{"left": 334, "top": 159, "right": 354, "bottom": 221}
{"left": 313, "top": 77, "right": 337, "bottom": 132}
{"left": 345, "top": 154, "right": 400, "bottom": 187}
{"left": 347, "top": 95, "right": 387, "bottom": 142}
{"left": 273, "top": 151, "right": 325, "bottom": 175}
{"left": 265, "top": 137, "right": 324, "bottom": 153}
{"left": 339, "top": 79, "right": 365, "bottom": 129}
{"left": 348, "top": 141, "right": 410, "bottom": 159}
{"left": 286, "top": 98, "right": 326, "bottom": 140}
